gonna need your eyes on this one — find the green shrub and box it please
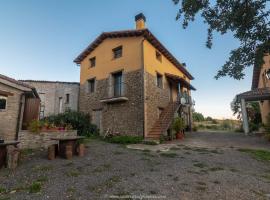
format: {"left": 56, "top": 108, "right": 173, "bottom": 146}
{"left": 28, "top": 120, "right": 42, "bottom": 133}
{"left": 43, "top": 110, "right": 98, "bottom": 136}
{"left": 106, "top": 135, "right": 143, "bottom": 144}
{"left": 29, "top": 181, "right": 42, "bottom": 193}
{"left": 172, "top": 117, "right": 185, "bottom": 133}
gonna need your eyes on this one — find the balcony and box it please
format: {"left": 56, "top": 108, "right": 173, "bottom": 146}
{"left": 177, "top": 93, "right": 194, "bottom": 106}
{"left": 100, "top": 82, "right": 128, "bottom": 104}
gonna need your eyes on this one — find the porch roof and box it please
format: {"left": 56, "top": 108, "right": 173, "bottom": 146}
{"left": 165, "top": 73, "right": 196, "bottom": 91}
{"left": 236, "top": 87, "right": 270, "bottom": 102}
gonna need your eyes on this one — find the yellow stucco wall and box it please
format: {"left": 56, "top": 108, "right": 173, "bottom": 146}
{"left": 258, "top": 54, "right": 270, "bottom": 124}
{"left": 80, "top": 37, "right": 144, "bottom": 83}
{"left": 143, "top": 40, "right": 190, "bottom": 82}
{"left": 143, "top": 39, "right": 191, "bottom": 95}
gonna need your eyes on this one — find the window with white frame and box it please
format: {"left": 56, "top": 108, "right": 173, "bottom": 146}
{"left": 0, "top": 96, "right": 7, "bottom": 110}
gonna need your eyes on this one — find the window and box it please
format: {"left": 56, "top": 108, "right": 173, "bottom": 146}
{"left": 156, "top": 51, "right": 162, "bottom": 62}
{"left": 0, "top": 96, "right": 7, "bottom": 110}
{"left": 66, "top": 94, "right": 70, "bottom": 104}
{"left": 113, "top": 46, "right": 122, "bottom": 59}
{"left": 88, "top": 79, "right": 95, "bottom": 93}
{"left": 113, "top": 72, "right": 123, "bottom": 97}
{"left": 89, "top": 57, "right": 96, "bottom": 68}
{"left": 156, "top": 73, "right": 163, "bottom": 88}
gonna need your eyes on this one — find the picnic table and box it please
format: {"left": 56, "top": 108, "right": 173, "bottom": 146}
{"left": 51, "top": 136, "right": 85, "bottom": 159}
{"left": 0, "top": 141, "right": 20, "bottom": 169}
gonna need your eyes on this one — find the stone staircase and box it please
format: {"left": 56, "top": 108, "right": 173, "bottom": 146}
{"left": 146, "top": 101, "right": 181, "bottom": 140}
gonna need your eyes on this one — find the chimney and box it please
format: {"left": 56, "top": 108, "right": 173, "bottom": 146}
{"left": 135, "top": 13, "right": 146, "bottom": 29}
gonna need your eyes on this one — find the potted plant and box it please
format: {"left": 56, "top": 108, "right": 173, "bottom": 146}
{"left": 65, "top": 123, "right": 73, "bottom": 131}
{"left": 172, "top": 117, "right": 185, "bottom": 140}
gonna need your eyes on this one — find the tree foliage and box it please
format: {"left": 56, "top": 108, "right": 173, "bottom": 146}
{"left": 192, "top": 112, "right": 205, "bottom": 121}
{"left": 231, "top": 98, "right": 262, "bottom": 130}
{"left": 173, "top": 0, "right": 270, "bottom": 80}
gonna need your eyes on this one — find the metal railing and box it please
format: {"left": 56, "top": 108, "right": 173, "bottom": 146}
{"left": 177, "top": 93, "right": 194, "bottom": 106}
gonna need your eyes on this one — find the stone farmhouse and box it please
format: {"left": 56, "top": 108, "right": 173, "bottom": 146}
{"left": 74, "top": 13, "right": 196, "bottom": 139}
{"left": 0, "top": 74, "right": 40, "bottom": 140}
{"left": 237, "top": 54, "right": 270, "bottom": 133}
{"left": 21, "top": 80, "right": 79, "bottom": 118}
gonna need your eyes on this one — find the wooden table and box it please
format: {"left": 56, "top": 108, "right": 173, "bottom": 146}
{"left": 51, "top": 136, "right": 85, "bottom": 159}
{"left": 0, "top": 141, "right": 20, "bottom": 169}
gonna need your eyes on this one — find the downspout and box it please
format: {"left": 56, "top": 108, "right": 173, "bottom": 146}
{"left": 15, "top": 93, "right": 24, "bottom": 140}
{"left": 141, "top": 38, "right": 146, "bottom": 138}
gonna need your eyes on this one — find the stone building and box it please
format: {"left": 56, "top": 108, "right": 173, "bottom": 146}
{"left": 74, "top": 13, "right": 195, "bottom": 139}
{"left": 237, "top": 54, "right": 270, "bottom": 133}
{"left": 21, "top": 80, "right": 79, "bottom": 118}
{"left": 0, "top": 74, "right": 39, "bottom": 140}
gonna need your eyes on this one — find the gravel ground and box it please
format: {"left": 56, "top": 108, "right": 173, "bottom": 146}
{"left": 0, "top": 132, "right": 270, "bottom": 200}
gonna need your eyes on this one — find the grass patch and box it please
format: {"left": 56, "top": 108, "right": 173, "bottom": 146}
{"left": 65, "top": 169, "right": 80, "bottom": 177}
{"left": 195, "top": 186, "right": 207, "bottom": 191}
{"left": 29, "top": 181, "right": 42, "bottom": 193}
{"left": 170, "top": 147, "right": 181, "bottom": 151}
{"left": 33, "top": 165, "right": 53, "bottom": 172}
{"left": 238, "top": 148, "right": 270, "bottom": 161}
{"left": 197, "top": 181, "right": 206, "bottom": 186}
{"left": 229, "top": 168, "right": 239, "bottom": 172}
{"left": 106, "top": 136, "right": 143, "bottom": 144}
{"left": 142, "top": 149, "right": 151, "bottom": 153}
{"left": 142, "top": 141, "right": 158, "bottom": 145}
{"left": 113, "top": 151, "right": 124, "bottom": 155}
{"left": 93, "top": 164, "right": 111, "bottom": 173}
{"left": 66, "top": 187, "right": 76, "bottom": 193}
{"left": 36, "top": 176, "right": 48, "bottom": 183}
{"left": 160, "top": 152, "right": 177, "bottom": 158}
{"left": 0, "top": 187, "right": 6, "bottom": 194}
{"left": 209, "top": 167, "right": 224, "bottom": 172}
{"left": 193, "top": 162, "right": 208, "bottom": 168}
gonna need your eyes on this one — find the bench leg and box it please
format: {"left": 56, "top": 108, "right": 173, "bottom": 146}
{"left": 48, "top": 145, "right": 56, "bottom": 160}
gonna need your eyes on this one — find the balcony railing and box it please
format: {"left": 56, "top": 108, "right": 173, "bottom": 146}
{"left": 177, "top": 93, "right": 194, "bottom": 106}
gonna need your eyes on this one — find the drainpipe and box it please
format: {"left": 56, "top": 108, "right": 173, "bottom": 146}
{"left": 15, "top": 93, "right": 24, "bottom": 140}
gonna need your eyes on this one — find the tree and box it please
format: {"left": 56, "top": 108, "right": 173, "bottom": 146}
{"left": 193, "top": 112, "right": 205, "bottom": 122}
{"left": 172, "top": 0, "right": 270, "bottom": 80}
{"left": 231, "top": 97, "right": 262, "bottom": 130}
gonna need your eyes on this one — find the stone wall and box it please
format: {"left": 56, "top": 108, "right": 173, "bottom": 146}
{"left": 18, "top": 130, "right": 77, "bottom": 149}
{"left": 21, "top": 81, "right": 79, "bottom": 117}
{"left": 79, "top": 69, "right": 144, "bottom": 136}
{"left": 144, "top": 71, "right": 171, "bottom": 136}
{"left": 0, "top": 83, "right": 25, "bottom": 140}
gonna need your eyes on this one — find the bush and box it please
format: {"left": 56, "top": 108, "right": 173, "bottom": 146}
{"left": 172, "top": 117, "right": 185, "bottom": 133}
{"left": 43, "top": 110, "right": 98, "bottom": 136}
{"left": 106, "top": 135, "right": 143, "bottom": 144}
{"left": 28, "top": 120, "right": 42, "bottom": 133}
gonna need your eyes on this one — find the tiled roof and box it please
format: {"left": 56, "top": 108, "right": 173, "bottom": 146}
{"left": 0, "top": 74, "right": 39, "bottom": 97}
{"left": 20, "top": 80, "right": 79, "bottom": 85}
{"left": 0, "top": 74, "right": 35, "bottom": 90}
{"left": 165, "top": 73, "right": 196, "bottom": 91}
{"left": 74, "top": 29, "right": 194, "bottom": 80}
{"left": 237, "top": 87, "right": 270, "bottom": 101}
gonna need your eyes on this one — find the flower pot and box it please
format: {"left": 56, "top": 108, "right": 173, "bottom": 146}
{"left": 176, "top": 132, "right": 184, "bottom": 140}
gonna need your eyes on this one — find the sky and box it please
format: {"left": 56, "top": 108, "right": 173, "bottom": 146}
{"left": 0, "top": 0, "right": 254, "bottom": 119}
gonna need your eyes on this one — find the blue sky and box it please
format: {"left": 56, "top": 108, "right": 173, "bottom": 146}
{"left": 0, "top": 0, "right": 253, "bottom": 119}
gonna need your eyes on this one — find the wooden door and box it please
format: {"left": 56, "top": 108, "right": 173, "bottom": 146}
{"left": 22, "top": 98, "right": 40, "bottom": 129}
